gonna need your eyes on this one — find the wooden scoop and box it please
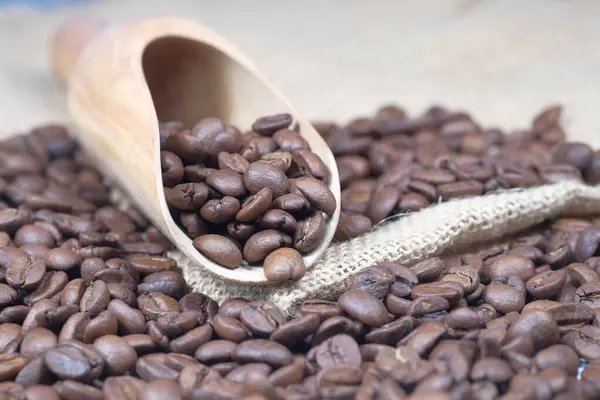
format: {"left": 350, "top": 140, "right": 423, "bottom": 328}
{"left": 50, "top": 16, "right": 341, "bottom": 284}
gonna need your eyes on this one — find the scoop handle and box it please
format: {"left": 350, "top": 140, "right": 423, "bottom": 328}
{"left": 51, "top": 17, "right": 108, "bottom": 82}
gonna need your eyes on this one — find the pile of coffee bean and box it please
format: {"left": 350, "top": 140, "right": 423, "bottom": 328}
{"left": 3, "top": 109, "right": 600, "bottom": 400}
{"left": 160, "top": 114, "right": 336, "bottom": 281}
{"left": 312, "top": 104, "right": 600, "bottom": 241}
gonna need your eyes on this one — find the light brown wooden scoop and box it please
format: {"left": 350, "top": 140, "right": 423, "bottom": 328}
{"left": 50, "top": 16, "right": 341, "bottom": 284}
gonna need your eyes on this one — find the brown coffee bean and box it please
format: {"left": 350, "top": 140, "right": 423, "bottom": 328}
{"left": 338, "top": 290, "right": 393, "bottom": 327}
{"left": 261, "top": 151, "right": 294, "bottom": 172}
{"left": 0, "top": 353, "right": 29, "bottom": 382}
{"left": 300, "top": 298, "right": 344, "bottom": 321}
{"left": 24, "top": 271, "right": 68, "bottom": 305}
{"left": 273, "top": 128, "right": 309, "bottom": 152}
{"left": 252, "top": 113, "right": 293, "bottom": 136}
{"left": 438, "top": 180, "right": 484, "bottom": 200}
{"left": 5, "top": 255, "right": 46, "bottom": 290}
{"left": 269, "top": 313, "right": 320, "bottom": 348}
{"left": 243, "top": 229, "right": 292, "bottom": 263}
{"left": 553, "top": 142, "right": 594, "bottom": 170}
{"left": 218, "top": 152, "right": 250, "bottom": 174}
{"left": 232, "top": 339, "right": 293, "bottom": 367}
{"left": 243, "top": 161, "right": 289, "bottom": 198}
{"left": 411, "top": 282, "right": 463, "bottom": 305}
{"left": 508, "top": 311, "right": 559, "bottom": 352}
{"left": 92, "top": 335, "right": 137, "bottom": 375}
{"left": 160, "top": 151, "right": 184, "bottom": 187}
{"left": 334, "top": 213, "right": 372, "bottom": 241}
{"left": 193, "top": 234, "right": 242, "bottom": 269}
{"left": 488, "top": 254, "right": 535, "bottom": 282}
{"left": 366, "top": 186, "right": 401, "bottom": 225}
{"left": 483, "top": 276, "right": 526, "bottom": 314}
{"left": 241, "top": 136, "right": 278, "bottom": 162}
{"left": 293, "top": 176, "right": 336, "bottom": 215}
{"left": 58, "top": 312, "right": 90, "bottom": 343}
{"left": 20, "top": 327, "right": 57, "bottom": 359}
{"left": 199, "top": 196, "right": 240, "bottom": 224}
{"left": 165, "top": 183, "right": 209, "bottom": 210}
{"left": 107, "top": 299, "right": 147, "bottom": 335}
{"left": 574, "top": 283, "right": 600, "bottom": 309}
{"left": 364, "top": 316, "right": 415, "bottom": 346}
{"left": 45, "top": 341, "right": 105, "bottom": 381}
{"left": 236, "top": 187, "right": 273, "bottom": 222}
{"left": 0, "top": 305, "right": 30, "bottom": 324}
{"left": 212, "top": 314, "right": 251, "bottom": 342}
{"left": 525, "top": 269, "right": 567, "bottom": 298}
{"left": 575, "top": 227, "right": 600, "bottom": 262}
{"left": 293, "top": 210, "right": 326, "bottom": 253}
{"left": 239, "top": 300, "right": 285, "bottom": 337}
{"left": 410, "top": 257, "right": 446, "bottom": 282}
{"left": 169, "top": 324, "right": 213, "bottom": 355}
{"left": 263, "top": 247, "right": 306, "bottom": 282}
{"left": 348, "top": 265, "right": 396, "bottom": 300}
{"left": 206, "top": 170, "right": 247, "bottom": 198}
{"left": 293, "top": 150, "right": 330, "bottom": 182}
{"left": 260, "top": 209, "right": 297, "bottom": 233}
{"left": 272, "top": 193, "right": 311, "bottom": 216}
{"left": 311, "top": 316, "right": 363, "bottom": 346}
{"left": 122, "top": 334, "right": 156, "bottom": 355}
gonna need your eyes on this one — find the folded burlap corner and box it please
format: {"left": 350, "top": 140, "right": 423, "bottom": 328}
{"left": 170, "top": 182, "right": 600, "bottom": 316}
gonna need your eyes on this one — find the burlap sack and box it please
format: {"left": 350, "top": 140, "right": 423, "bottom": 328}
{"left": 123, "top": 181, "right": 591, "bottom": 317}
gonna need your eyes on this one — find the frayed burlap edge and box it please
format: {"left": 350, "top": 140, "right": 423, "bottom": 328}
{"left": 171, "top": 182, "right": 600, "bottom": 316}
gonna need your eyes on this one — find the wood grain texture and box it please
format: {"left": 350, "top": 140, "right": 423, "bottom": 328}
{"left": 54, "top": 16, "right": 340, "bottom": 283}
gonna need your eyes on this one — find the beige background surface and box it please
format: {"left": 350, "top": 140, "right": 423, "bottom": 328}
{"left": 0, "top": 0, "right": 599, "bottom": 146}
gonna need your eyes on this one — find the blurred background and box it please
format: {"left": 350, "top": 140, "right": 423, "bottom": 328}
{"left": 0, "top": 0, "right": 599, "bottom": 146}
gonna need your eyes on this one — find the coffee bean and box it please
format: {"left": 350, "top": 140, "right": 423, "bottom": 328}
{"left": 260, "top": 209, "right": 297, "bottom": 233}
{"left": 293, "top": 150, "right": 330, "bottom": 182}
{"left": 20, "top": 328, "right": 57, "bottom": 359}
{"left": 179, "top": 292, "right": 219, "bottom": 324}
{"left": 218, "top": 152, "right": 250, "bottom": 174}
{"left": 263, "top": 247, "right": 306, "bottom": 282}
{"left": 366, "top": 186, "right": 401, "bottom": 225}
{"left": 24, "top": 271, "right": 68, "bottom": 305}
{"left": 411, "top": 282, "right": 463, "bottom": 306}
{"left": 293, "top": 176, "right": 336, "bottom": 215}
{"left": 178, "top": 363, "right": 220, "bottom": 396}
{"left": 410, "top": 257, "right": 446, "bottom": 282}
{"left": 293, "top": 210, "right": 326, "bottom": 254}
{"left": 103, "top": 376, "right": 147, "bottom": 399}
{"left": 233, "top": 339, "right": 293, "bottom": 367}
{"left": 45, "top": 341, "right": 105, "bottom": 381}
{"left": 206, "top": 170, "right": 247, "bottom": 198}
{"left": 236, "top": 187, "right": 272, "bottom": 222}
{"left": 338, "top": 289, "right": 393, "bottom": 327}
{"left": 311, "top": 316, "right": 363, "bottom": 346}
{"left": 107, "top": 299, "right": 146, "bottom": 335}
{"left": 252, "top": 113, "right": 293, "bottom": 136}
{"left": 488, "top": 254, "right": 535, "bottom": 282}
{"left": 334, "top": 213, "right": 372, "bottom": 241}
{"left": 483, "top": 276, "right": 526, "bottom": 314}
{"left": 58, "top": 312, "right": 90, "bottom": 343}
{"left": 508, "top": 311, "right": 559, "bottom": 352}
{"left": 199, "top": 196, "right": 240, "bottom": 224}
{"left": 139, "top": 379, "right": 183, "bottom": 400}
{"left": 160, "top": 151, "right": 184, "bottom": 187}
{"left": 0, "top": 305, "right": 30, "bottom": 324}
{"left": 212, "top": 314, "right": 251, "bottom": 343}
{"left": 243, "top": 229, "right": 292, "bottom": 263}
{"left": 243, "top": 161, "right": 289, "bottom": 198}
{"left": 135, "top": 354, "right": 180, "bottom": 382}
{"left": 348, "top": 265, "right": 395, "bottom": 300}
{"left": 525, "top": 269, "right": 567, "bottom": 298}
{"left": 137, "top": 270, "right": 186, "bottom": 299}
{"left": 5, "top": 255, "right": 45, "bottom": 290}
{"left": 193, "top": 234, "right": 242, "bottom": 269}
{"left": 272, "top": 193, "right": 311, "bottom": 216}
{"left": 273, "top": 129, "right": 309, "bottom": 152}
{"left": 270, "top": 313, "right": 320, "bottom": 347}
{"left": 165, "top": 183, "right": 209, "bottom": 211}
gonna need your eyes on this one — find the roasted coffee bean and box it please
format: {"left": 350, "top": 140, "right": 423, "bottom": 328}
{"left": 483, "top": 276, "right": 526, "bottom": 314}
{"left": 0, "top": 305, "right": 30, "bottom": 324}
{"left": 213, "top": 314, "right": 251, "bottom": 343}
{"left": 348, "top": 265, "right": 396, "bottom": 300}
{"left": 312, "top": 316, "right": 363, "bottom": 346}
{"left": 79, "top": 279, "right": 110, "bottom": 316}
{"left": 252, "top": 114, "right": 293, "bottom": 136}
{"left": 293, "top": 210, "right": 326, "bottom": 253}
{"left": 338, "top": 289, "right": 394, "bottom": 327}
{"left": 263, "top": 247, "right": 306, "bottom": 282}
{"left": 270, "top": 313, "right": 320, "bottom": 347}
{"left": 293, "top": 176, "right": 336, "bottom": 215}
{"left": 23, "top": 271, "right": 68, "bottom": 305}
{"left": 161, "top": 151, "right": 184, "bottom": 187}
{"left": 244, "top": 161, "right": 289, "bottom": 198}
{"left": 45, "top": 341, "right": 105, "bottom": 381}
{"left": 103, "top": 376, "right": 147, "bottom": 399}
{"left": 22, "top": 298, "right": 58, "bottom": 333}
{"left": 206, "top": 170, "right": 247, "bottom": 198}
{"left": 81, "top": 310, "right": 118, "bottom": 343}
{"left": 199, "top": 196, "right": 240, "bottom": 224}
{"left": 20, "top": 328, "right": 57, "bottom": 359}
{"left": 107, "top": 299, "right": 147, "bottom": 335}
{"left": 122, "top": 334, "right": 156, "bottom": 355}
{"left": 411, "top": 282, "right": 464, "bottom": 305}
{"left": 508, "top": 311, "right": 560, "bottom": 352}
{"left": 410, "top": 257, "right": 446, "bottom": 282}
{"left": 5, "top": 255, "right": 46, "bottom": 290}
{"left": 307, "top": 334, "right": 362, "bottom": 372}
{"left": 243, "top": 229, "right": 292, "bottom": 263}
{"left": 239, "top": 300, "right": 285, "bottom": 337}
{"left": 179, "top": 292, "right": 219, "bottom": 323}
{"left": 57, "top": 311, "right": 90, "bottom": 342}
{"left": 272, "top": 193, "right": 311, "bottom": 215}
{"left": 260, "top": 209, "right": 297, "bottom": 233}
{"left": 193, "top": 234, "right": 242, "bottom": 269}
{"left": 165, "top": 183, "right": 209, "bottom": 211}
{"left": 526, "top": 269, "right": 567, "bottom": 298}
{"left": 488, "top": 254, "right": 535, "bottom": 282}
{"left": 334, "top": 213, "right": 372, "bottom": 240}
{"left": 232, "top": 339, "right": 293, "bottom": 367}
{"left": 137, "top": 270, "right": 186, "bottom": 299}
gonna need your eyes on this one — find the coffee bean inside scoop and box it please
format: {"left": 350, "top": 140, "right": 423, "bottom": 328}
{"left": 161, "top": 114, "right": 336, "bottom": 281}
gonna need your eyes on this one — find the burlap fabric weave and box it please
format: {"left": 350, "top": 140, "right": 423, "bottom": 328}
{"left": 112, "top": 181, "right": 600, "bottom": 316}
